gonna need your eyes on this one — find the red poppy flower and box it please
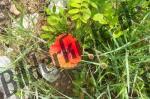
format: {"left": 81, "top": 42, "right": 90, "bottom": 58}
{"left": 49, "top": 33, "right": 82, "bottom": 69}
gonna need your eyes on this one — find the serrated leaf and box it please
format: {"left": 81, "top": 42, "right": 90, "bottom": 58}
{"left": 93, "top": 13, "right": 107, "bottom": 24}
{"left": 68, "top": 9, "right": 80, "bottom": 14}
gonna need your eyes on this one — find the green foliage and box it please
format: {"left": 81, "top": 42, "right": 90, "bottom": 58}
{"left": 68, "top": 0, "right": 97, "bottom": 28}
{"left": 41, "top": 0, "right": 150, "bottom": 98}
{"left": 93, "top": 13, "right": 107, "bottom": 24}
{"left": 40, "top": 7, "right": 67, "bottom": 41}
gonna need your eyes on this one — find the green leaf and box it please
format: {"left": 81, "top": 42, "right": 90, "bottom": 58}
{"left": 52, "top": 4, "right": 56, "bottom": 13}
{"left": 47, "top": 16, "right": 60, "bottom": 26}
{"left": 90, "top": 1, "right": 98, "bottom": 9}
{"left": 68, "top": 9, "right": 80, "bottom": 14}
{"left": 76, "top": 20, "right": 81, "bottom": 29}
{"left": 42, "top": 26, "right": 50, "bottom": 31}
{"left": 70, "top": 3, "right": 80, "bottom": 8}
{"left": 45, "top": 8, "right": 51, "bottom": 15}
{"left": 82, "top": 8, "right": 91, "bottom": 15}
{"left": 59, "top": 8, "right": 65, "bottom": 16}
{"left": 81, "top": 3, "right": 89, "bottom": 8}
{"left": 72, "top": 14, "right": 80, "bottom": 20}
{"left": 82, "top": 0, "right": 89, "bottom": 3}
{"left": 93, "top": 13, "right": 107, "bottom": 24}
{"left": 90, "top": 73, "right": 97, "bottom": 87}
{"left": 81, "top": 13, "right": 90, "bottom": 23}
{"left": 48, "top": 27, "right": 56, "bottom": 32}
{"left": 42, "top": 26, "right": 55, "bottom": 32}
{"left": 40, "top": 33, "right": 50, "bottom": 39}
{"left": 70, "top": 0, "right": 82, "bottom": 4}
{"left": 81, "top": 8, "right": 91, "bottom": 23}
{"left": 113, "top": 31, "right": 123, "bottom": 38}
{"left": 80, "top": 17, "right": 87, "bottom": 23}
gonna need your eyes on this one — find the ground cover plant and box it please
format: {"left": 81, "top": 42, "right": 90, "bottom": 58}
{"left": 0, "top": 0, "right": 150, "bottom": 98}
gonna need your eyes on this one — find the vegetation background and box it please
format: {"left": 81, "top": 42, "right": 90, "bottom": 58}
{"left": 0, "top": 0, "right": 150, "bottom": 98}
